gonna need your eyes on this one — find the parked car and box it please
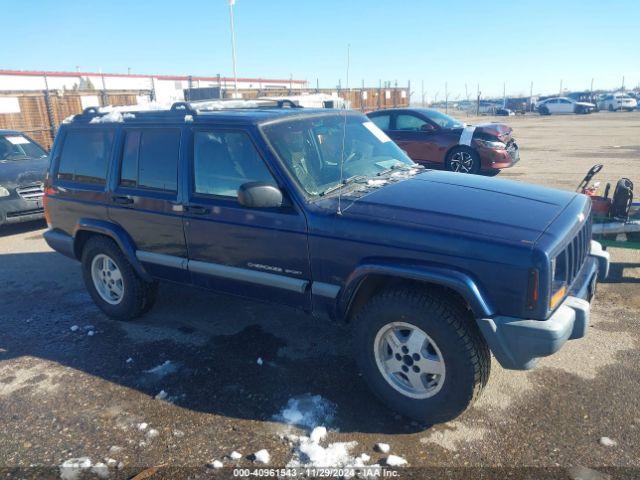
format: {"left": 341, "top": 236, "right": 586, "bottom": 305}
{"left": 597, "top": 92, "right": 637, "bottom": 111}
{"left": 495, "top": 108, "right": 515, "bottom": 116}
{"left": 366, "top": 108, "right": 519, "bottom": 174}
{"left": 0, "top": 130, "right": 49, "bottom": 226}
{"left": 537, "top": 97, "right": 595, "bottom": 115}
{"left": 43, "top": 103, "right": 609, "bottom": 424}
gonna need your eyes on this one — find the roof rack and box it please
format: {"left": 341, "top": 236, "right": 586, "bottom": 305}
{"left": 70, "top": 97, "right": 304, "bottom": 124}
{"left": 180, "top": 98, "right": 303, "bottom": 112}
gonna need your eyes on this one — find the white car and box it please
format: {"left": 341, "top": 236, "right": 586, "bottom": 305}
{"left": 597, "top": 92, "right": 637, "bottom": 112}
{"left": 537, "top": 97, "right": 595, "bottom": 115}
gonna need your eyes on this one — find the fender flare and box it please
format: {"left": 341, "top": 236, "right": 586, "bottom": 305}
{"left": 338, "top": 262, "right": 495, "bottom": 320}
{"left": 73, "top": 218, "right": 152, "bottom": 282}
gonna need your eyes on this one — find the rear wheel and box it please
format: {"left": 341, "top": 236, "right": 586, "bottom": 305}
{"left": 445, "top": 147, "right": 480, "bottom": 174}
{"left": 81, "top": 236, "right": 157, "bottom": 320}
{"left": 352, "top": 286, "right": 490, "bottom": 424}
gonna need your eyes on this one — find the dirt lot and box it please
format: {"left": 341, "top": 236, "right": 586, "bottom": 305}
{"left": 1, "top": 111, "right": 639, "bottom": 479}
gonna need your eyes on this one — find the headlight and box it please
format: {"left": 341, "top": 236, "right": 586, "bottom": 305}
{"left": 476, "top": 139, "right": 506, "bottom": 150}
{"left": 0, "top": 186, "right": 10, "bottom": 197}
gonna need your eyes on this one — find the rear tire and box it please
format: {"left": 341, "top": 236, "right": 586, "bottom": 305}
{"left": 81, "top": 236, "right": 156, "bottom": 320}
{"left": 352, "top": 286, "right": 490, "bottom": 424}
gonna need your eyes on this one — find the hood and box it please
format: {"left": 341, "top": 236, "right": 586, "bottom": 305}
{"left": 0, "top": 156, "right": 49, "bottom": 188}
{"left": 332, "top": 170, "right": 576, "bottom": 245}
{"left": 475, "top": 122, "right": 513, "bottom": 142}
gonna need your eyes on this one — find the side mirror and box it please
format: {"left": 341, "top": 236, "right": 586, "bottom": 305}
{"left": 420, "top": 123, "right": 435, "bottom": 132}
{"left": 238, "top": 182, "right": 284, "bottom": 208}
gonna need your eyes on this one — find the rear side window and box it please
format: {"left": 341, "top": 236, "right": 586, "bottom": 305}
{"left": 57, "top": 129, "right": 114, "bottom": 184}
{"left": 119, "top": 129, "right": 180, "bottom": 192}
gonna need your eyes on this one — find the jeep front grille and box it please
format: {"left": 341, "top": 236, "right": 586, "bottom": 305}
{"left": 556, "top": 216, "right": 592, "bottom": 287}
{"left": 16, "top": 182, "right": 44, "bottom": 200}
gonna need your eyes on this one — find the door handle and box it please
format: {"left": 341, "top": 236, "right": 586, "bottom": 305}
{"left": 112, "top": 195, "right": 134, "bottom": 205}
{"left": 186, "top": 205, "right": 209, "bottom": 215}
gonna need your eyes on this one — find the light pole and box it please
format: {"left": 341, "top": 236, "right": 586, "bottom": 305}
{"left": 228, "top": 0, "right": 239, "bottom": 98}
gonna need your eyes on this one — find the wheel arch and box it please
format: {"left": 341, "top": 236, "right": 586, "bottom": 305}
{"left": 73, "top": 218, "right": 152, "bottom": 282}
{"left": 339, "top": 263, "right": 495, "bottom": 322}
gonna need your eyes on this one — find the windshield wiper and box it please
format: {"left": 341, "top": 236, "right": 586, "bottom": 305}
{"left": 320, "top": 175, "right": 368, "bottom": 196}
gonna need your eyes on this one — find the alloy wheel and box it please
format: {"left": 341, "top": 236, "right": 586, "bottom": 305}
{"left": 450, "top": 151, "right": 475, "bottom": 173}
{"left": 374, "top": 322, "right": 446, "bottom": 399}
{"left": 90, "top": 253, "right": 124, "bottom": 305}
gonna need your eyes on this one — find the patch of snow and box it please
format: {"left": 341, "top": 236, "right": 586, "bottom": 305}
{"left": 230, "top": 451, "right": 242, "bottom": 460}
{"left": 126, "top": 358, "right": 133, "bottom": 364}
{"left": 359, "top": 453, "right": 370, "bottom": 463}
{"left": 146, "top": 428, "right": 159, "bottom": 439}
{"left": 209, "top": 459, "right": 224, "bottom": 469}
{"left": 137, "top": 422, "right": 148, "bottom": 431}
{"left": 384, "top": 455, "right": 407, "bottom": 467}
{"left": 155, "top": 390, "right": 168, "bottom": 400}
{"left": 310, "top": 426, "right": 327, "bottom": 444}
{"left": 275, "top": 394, "right": 336, "bottom": 429}
{"left": 59, "top": 457, "right": 92, "bottom": 480}
{"left": 290, "top": 438, "right": 358, "bottom": 468}
{"left": 70, "top": 325, "right": 79, "bottom": 332}
{"left": 123, "top": 113, "right": 135, "bottom": 120}
{"left": 367, "top": 179, "right": 387, "bottom": 187}
{"left": 256, "top": 357, "right": 264, "bottom": 366}
{"left": 87, "top": 330, "right": 95, "bottom": 336}
{"left": 145, "top": 360, "right": 179, "bottom": 377}
{"left": 253, "top": 449, "right": 270, "bottom": 464}
{"left": 62, "top": 115, "right": 76, "bottom": 124}
{"left": 375, "top": 443, "right": 390, "bottom": 454}
{"left": 91, "top": 462, "right": 110, "bottom": 479}
{"left": 184, "top": 114, "right": 194, "bottom": 123}
{"left": 599, "top": 436, "right": 617, "bottom": 447}
{"left": 90, "top": 110, "right": 124, "bottom": 124}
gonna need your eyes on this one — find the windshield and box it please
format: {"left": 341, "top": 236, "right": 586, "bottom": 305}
{"left": 421, "top": 109, "right": 465, "bottom": 129}
{"left": 0, "top": 134, "right": 47, "bottom": 161}
{"left": 261, "top": 114, "right": 415, "bottom": 196}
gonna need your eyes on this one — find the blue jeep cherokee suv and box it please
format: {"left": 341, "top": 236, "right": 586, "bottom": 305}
{"left": 43, "top": 102, "right": 610, "bottom": 423}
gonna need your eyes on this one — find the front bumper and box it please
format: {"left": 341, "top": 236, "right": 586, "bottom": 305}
{"left": 478, "top": 143, "right": 519, "bottom": 169}
{"left": 0, "top": 196, "right": 44, "bottom": 225}
{"left": 476, "top": 241, "right": 610, "bottom": 370}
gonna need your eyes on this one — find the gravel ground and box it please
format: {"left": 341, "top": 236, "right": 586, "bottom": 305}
{"left": 0, "top": 111, "right": 638, "bottom": 479}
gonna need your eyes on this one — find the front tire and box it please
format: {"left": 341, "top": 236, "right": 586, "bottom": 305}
{"left": 352, "top": 286, "right": 490, "bottom": 424}
{"left": 81, "top": 236, "right": 157, "bottom": 320}
{"left": 445, "top": 147, "right": 481, "bottom": 174}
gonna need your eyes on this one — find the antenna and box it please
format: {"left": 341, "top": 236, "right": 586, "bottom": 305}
{"left": 337, "top": 43, "right": 350, "bottom": 216}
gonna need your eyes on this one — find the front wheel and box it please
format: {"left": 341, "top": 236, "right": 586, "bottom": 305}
{"left": 445, "top": 147, "right": 481, "bottom": 174}
{"left": 352, "top": 287, "right": 490, "bottom": 424}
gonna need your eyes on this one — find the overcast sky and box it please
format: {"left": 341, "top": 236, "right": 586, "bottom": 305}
{"left": 2, "top": 0, "right": 638, "bottom": 99}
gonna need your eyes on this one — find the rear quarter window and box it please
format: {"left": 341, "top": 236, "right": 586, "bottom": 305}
{"left": 57, "top": 129, "right": 114, "bottom": 184}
